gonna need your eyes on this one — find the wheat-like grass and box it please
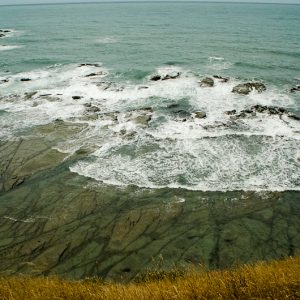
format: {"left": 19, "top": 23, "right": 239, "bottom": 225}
{"left": 0, "top": 256, "right": 299, "bottom": 299}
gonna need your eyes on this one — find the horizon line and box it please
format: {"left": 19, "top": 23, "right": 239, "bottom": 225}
{"left": 1, "top": 1, "right": 300, "bottom": 7}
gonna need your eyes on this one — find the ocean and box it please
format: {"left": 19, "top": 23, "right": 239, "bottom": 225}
{"left": 0, "top": 1, "right": 299, "bottom": 280}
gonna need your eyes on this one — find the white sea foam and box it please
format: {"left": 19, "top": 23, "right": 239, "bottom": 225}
{"left": 0, "top": 45, "right": 23, "bottom": 51}
{"left": 207, "top": 56, "right": 233, "bottom": 71}
{"left": 1, "top": 63, "right": 300, "bottom": 191}
{"left": 95, "top": 36, "right": 118, "bottom": 44}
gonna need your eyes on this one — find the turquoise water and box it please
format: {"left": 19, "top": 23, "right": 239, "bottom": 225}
{"left": 1, "top": 2, "right": 300, "bottom": 85}
{"left": 0, "top": 2, "right": 300, "bottom": 191}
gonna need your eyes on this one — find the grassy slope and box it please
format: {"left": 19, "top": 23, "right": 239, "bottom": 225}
{"left": 0, "top": 256, "right": 299, "bottom": 299}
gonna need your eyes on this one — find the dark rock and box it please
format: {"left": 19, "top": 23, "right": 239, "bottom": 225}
{"left": 40, "top": 94, "right": 52, "bottom": 97}
{"left": 229, "top": 105, "right": 298, "bottom": 121}
{"left": 0, "top": 79, "right": 9, "bottom": 84}
{"left": 150, "top": 72, "right": 180, "bottom": 81}
{"left": 213, "top": 75, "right": 229, "bottom": 83}
{"left": 72, "top": 96, "right": 82, "bottom": 100}
{"left": 252, "top": 105, "right": 268, "bottom": 113}
{"left": 232, "top": 82, "right": 266, "bottom": 95}
{"left": 20, "top": 78, "right": 31, "bottom": 82}
{"left": 0, "top": 34, "right": 5, "bottom": 38}
{"left": 150, "top": 75, "right": 161, "bottom": 81}
{"left": 268, "top": 107, "right": 279, "bottom": 115}
{"left": 290, "top": 86, "right": 300, "bottom": 93}
{"left": 194, "top": 111, "right": 207, "bottom": 119}
{"left": 200, "top": 77, "right": 214, "bottom": 87}
{"left": 85, "top": 73, "right": 98, "bottom": 77}
{"left": 251, "top": 105, "right": 288, "bottom": 115}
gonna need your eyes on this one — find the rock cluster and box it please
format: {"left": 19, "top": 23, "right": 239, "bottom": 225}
{"left": 226, "top": 105, "right": 300, "bottom": 120}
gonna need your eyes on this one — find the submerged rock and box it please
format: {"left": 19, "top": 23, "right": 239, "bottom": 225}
{"left": 200, "top": 77, "right": 214, "bottom": 87}
{"left": 138, "top": 86, "right": 149, "bottom": 90}
{"left": 173, "top": 110, "right": 191, "bottom": 119}
{"left": 232, "top": 82, "right": 266, "bottom": 95}
{"left": 133, "top": 114, "right": 152, "bottom": 126}
{"left": 24, "top": 91, "right": 37, "bottom": 100}
{"left": 167, "top": 103, "right": 180, "bottom": 109}
{"left": 85, "top": 71, "right": 106, "bottom": 77}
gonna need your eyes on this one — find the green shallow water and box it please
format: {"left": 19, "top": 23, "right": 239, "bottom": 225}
{"left": 0, "top": 121, "right": 299, "bottom": 281}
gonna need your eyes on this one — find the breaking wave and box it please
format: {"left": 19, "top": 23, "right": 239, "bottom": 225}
{"left": 1, "top": 63, "right": 300, "bottom": 191}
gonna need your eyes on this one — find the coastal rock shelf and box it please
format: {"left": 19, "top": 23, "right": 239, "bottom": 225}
{"left": 0, "top": 122, "right": 299, "bottom": 281}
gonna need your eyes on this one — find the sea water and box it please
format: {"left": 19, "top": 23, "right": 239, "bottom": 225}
{"left": 0, "top": 2, "right": 300, "bottom": 192}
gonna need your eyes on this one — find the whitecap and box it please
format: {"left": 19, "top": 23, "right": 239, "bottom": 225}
{"left": 0, "top": 45, "right": 23, "bottom": 51}
{"left": 95, "top": 36, "right": 118, "bottom": 44}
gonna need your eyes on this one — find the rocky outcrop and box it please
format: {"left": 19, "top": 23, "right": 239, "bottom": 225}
{"left": 232, "top": 82, "right": 266, "bottom": 95}
{"left": 200, "top": 77, "right": 214, "bottom": 87}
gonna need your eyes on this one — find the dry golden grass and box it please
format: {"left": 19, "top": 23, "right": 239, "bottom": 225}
{"left": 0, "top": 256, "right": 299, "bottom": 300}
